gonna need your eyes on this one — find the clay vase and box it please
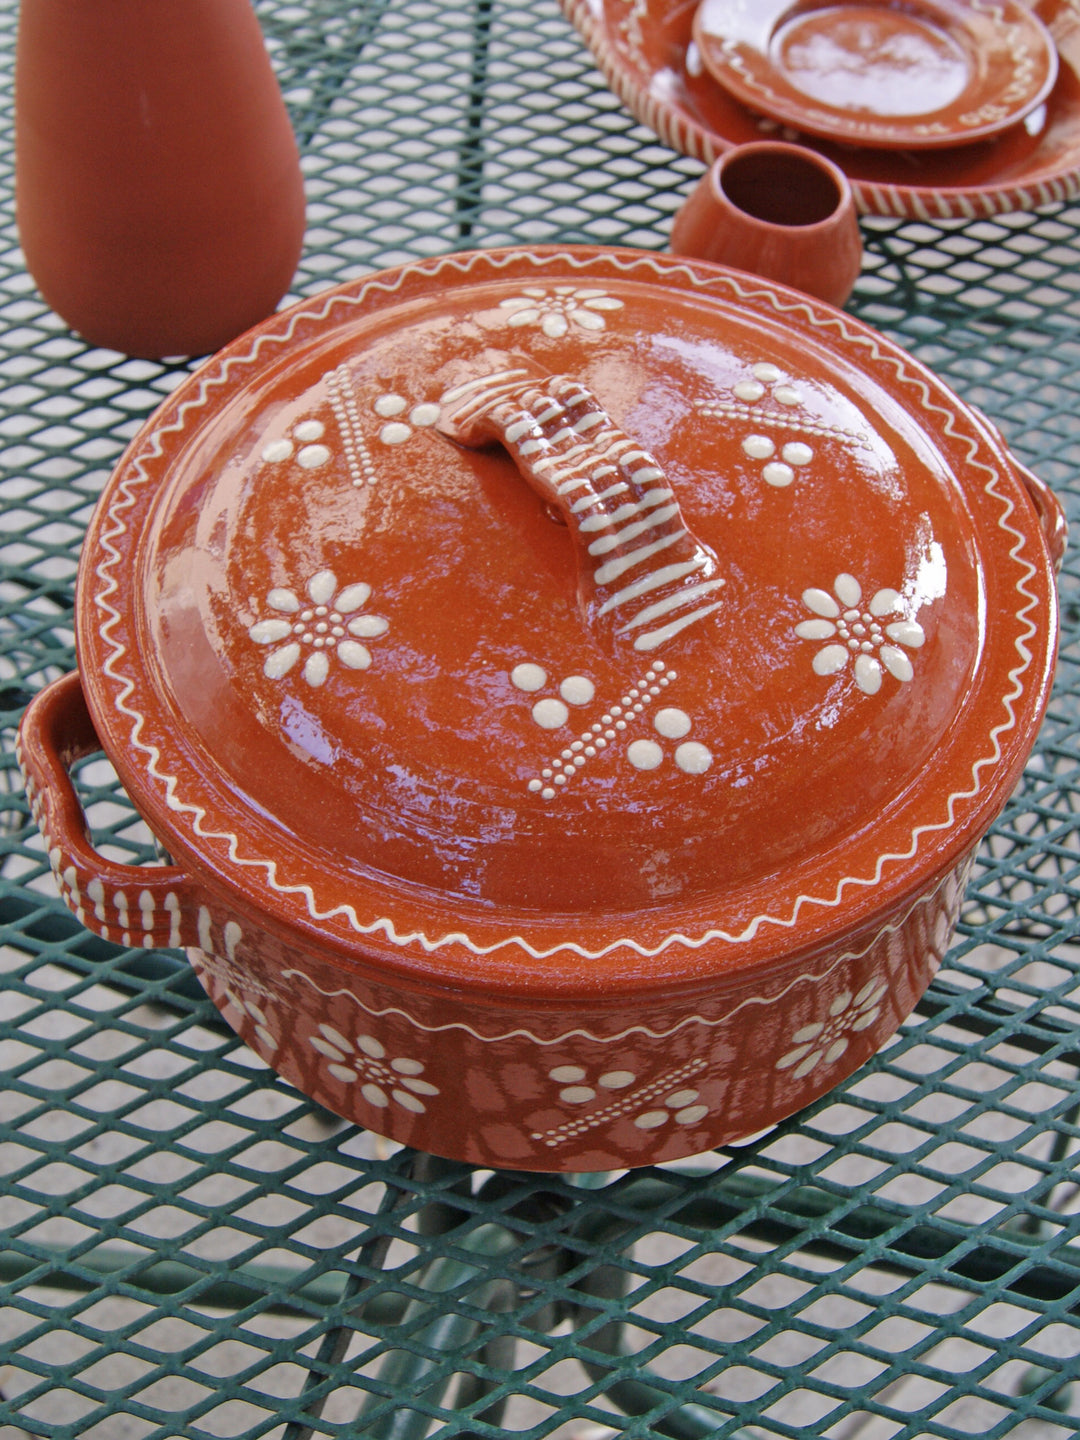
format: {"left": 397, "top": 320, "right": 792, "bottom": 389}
{"left": 15, "top": 0, "right": 306, "bottom": 359}
{"left": 669, "top": 141, "right": 863, "bottom": 309}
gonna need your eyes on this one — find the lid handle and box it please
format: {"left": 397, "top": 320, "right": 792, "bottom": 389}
{"left": 439, "top": 364, "right": 723, "bottom": 652}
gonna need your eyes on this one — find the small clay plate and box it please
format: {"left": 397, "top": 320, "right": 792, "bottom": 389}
{"left": 692, "top": 0, "right": 1058, "bottom": 150}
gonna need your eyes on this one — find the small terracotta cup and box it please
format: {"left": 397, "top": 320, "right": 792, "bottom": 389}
{"left": 670, "top": 141, "right": 863, "bottom": 308}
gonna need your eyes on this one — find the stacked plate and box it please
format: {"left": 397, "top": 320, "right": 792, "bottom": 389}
{"left": 693, "top": 0, "right": 1056, "bottom": 151}
{"left": 562, "top": 0, "right": 1080, "bottom": 218}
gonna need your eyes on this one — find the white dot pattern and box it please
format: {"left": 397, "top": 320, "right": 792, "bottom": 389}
{"left": 654, "top": 707, "right": 691, "bottom": 739}
{"left": 528, "top": 663, "right": 676, "bottom": 797}
{"left": 734, "top": 379, "right": 765, "bottom": 402}
{"left": 260, "top": 417, "right": 334, "bottom": 470}
{"left": 298, "top": 443, "right": 331, "bottom": 468}
{"left": 532, "top": 697, "right": 569, "bottom": 729}
{"left": 675, "top": 741, "right": 712, "bottom": 774}
{"left": 327, "top": 364, "right": 379, "bottom": 488}
{"left": 627, "top": 738, "right": 663, "bottom": 770}
{"left": 310, "top": 1026, "right": 438, "bottom": 1114}
{"left": 763, "top": 461, "right": 794, "bottom": 488}
{"left": 711, "top": 365, "right": 832, "bottom": 491}
{"left": 560, "top": 675, "right": 595, "bottom": 705}
{"left": 531, "top": 1058, "right": 708, "bottom": 1147}
{"left": 373, "top": 391, "right": 443, "bottom": 450}
{"left": 783, "top": 441, "right": 813, "bottom": 465}
{"left": 512, "top": 663, "right": 547, "bottom": 692}
{"left": 697, "top": 401, "right": 871, "bottom": 449}
{"left": 742, "top": 435, "right": 775, "bottom": 459}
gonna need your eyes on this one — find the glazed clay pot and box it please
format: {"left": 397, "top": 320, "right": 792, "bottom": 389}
{"left": 15, "top": 0, "right": 306, "bottom": 359}
{"left": 18, "top": 246, "right": 1063, "bottom": 1171}
{"left": 670, "top": 142, "right": 864, "bottom": 308}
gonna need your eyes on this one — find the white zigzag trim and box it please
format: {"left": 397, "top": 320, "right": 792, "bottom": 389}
{"left": 275, "top": 861, "right": 965, "bottom": 1043}
{"left": 90, "top": 249, "right": 1044, "bottom": 961}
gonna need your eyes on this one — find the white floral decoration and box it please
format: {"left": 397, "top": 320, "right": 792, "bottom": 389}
{"left": 630, "top": 1085, "right": 710, "bottom": 1132}
{"left": 225, "top": 989, "right": 277, "bottom": 1053}
{"left": 795, "top": 572, "right": 925, "bottom": 695}
{"left": 307, "top": 1024, "right": 439, "bottom": 1114}
{"left": 248, "top": 569, "right": 388, "bottom": 688}
{"left": 775, "top": 980, "right": 888, "bottom": 1079}
{"left": 530, "top": 1059, "right": 709, "bottom": 1146}
{"left": 497, "top": 285, "right": 623, "bottom": 338}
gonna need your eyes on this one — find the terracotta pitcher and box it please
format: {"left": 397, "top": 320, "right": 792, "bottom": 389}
{"left": 15, "top": 0, "right": 306, "bottom": 359}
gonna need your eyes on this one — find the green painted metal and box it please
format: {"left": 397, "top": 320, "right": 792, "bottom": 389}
{"left": 1, "top": 0, "right": 1080, "bottom": 1436}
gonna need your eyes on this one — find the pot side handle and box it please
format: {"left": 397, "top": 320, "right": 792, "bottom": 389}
{"left": 17, "top": 670, "right": 201, "bottom": 950}
{"left": 1014, "top": 459, "right": 1068, "bottom": 575}
{"left": 970, "top": 403, "right": 1068, "bottom": 575}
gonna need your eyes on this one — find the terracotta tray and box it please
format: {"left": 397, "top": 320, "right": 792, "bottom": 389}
{"left": 562, "top": 0, "right": 1080, "bottom": 218}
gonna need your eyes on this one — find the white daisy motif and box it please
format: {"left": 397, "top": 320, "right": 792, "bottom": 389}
{"left": 248, "top": 569, "right": 388, "bottom": 688}
{"left": 307, "top": 1025, "right": 439, "bottom": 1114}
{"left": 775, "top": 980, "right": 889, "bottom": 1079}
{"left": 497, "top": 286, "right": 624, "bottom": 338}
{"left": 795, "top": 572, "right": 926, "bottom": 695}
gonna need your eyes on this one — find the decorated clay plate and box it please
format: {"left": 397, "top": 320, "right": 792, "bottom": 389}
{"left": 563, "top": 0, "right": 1080, "bottom": 217}
{"left": 692, "top": 0, "right": 1057, "bottom": 150}
{"left": 18, "top": 247, "right": 1062, "bottom": 1170}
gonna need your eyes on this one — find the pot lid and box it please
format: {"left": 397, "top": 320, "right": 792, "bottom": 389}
{"left": 77, "top": 247, "right": 1058, "bottom": 992}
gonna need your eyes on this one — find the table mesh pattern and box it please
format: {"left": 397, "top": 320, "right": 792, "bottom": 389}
{"left": 1, "top": 2, "right": 1080, "bottom": 1437}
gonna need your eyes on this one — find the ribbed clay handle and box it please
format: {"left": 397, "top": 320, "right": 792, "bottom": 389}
{"left": 17, "top": 671, "right": 199, "bottom": 949}
{"left": 439, "top": 364, "right": 724, "bottom": 653}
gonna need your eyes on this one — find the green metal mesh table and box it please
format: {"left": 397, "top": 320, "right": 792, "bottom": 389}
{"left": 3, "top": 2, "right": 1080, "bottom": 1436}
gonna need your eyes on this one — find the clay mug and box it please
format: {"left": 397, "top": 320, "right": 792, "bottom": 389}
{"left": 669, "top": 141, "right": 863, "bottom": 308}
{"left": 15, "top": 0, "right": 306, "bottom": 359}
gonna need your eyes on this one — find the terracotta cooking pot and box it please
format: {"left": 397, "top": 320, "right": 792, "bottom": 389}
{"left": 18, "top": 246, "right": 1064, "bottom": 1171}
